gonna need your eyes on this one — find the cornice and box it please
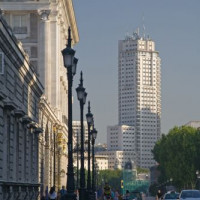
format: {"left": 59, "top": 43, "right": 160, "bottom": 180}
{"left": 14, "top": 109, "right": 26, "bottom": 118}
{"left": 0, "top": 2, "right": 50, "bottom": 11}
{"left": 60, "top": 0, "right": 79, "bottom": 45}
{"left": 65, "top": 0, "right": 79, "bottom": 44}
{"left": 3, "top": 97, "right": 17, "bottom": 111}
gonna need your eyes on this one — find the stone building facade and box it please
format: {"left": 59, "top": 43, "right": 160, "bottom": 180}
{"left": 0, "top": 12, "right": 43, "bottom": 199}
{"left": 0, "top": 0, "right": 79, "bottom": 198}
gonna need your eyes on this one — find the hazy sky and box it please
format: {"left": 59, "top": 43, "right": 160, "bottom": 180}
{"left": 72, "top": 0, "right": 200, "bottom": 143}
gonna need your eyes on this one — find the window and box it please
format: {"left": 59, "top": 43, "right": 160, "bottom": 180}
{"left": 0, "top": 52, "right": 4, "bottom": 74}
{"left": 13, "top": 14, "right": 28, "bottom": 34}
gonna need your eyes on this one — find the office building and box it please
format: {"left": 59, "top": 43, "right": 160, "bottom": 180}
{"left": 73, "top": 121, "right": 88, "bottom": 146}
{"left": 118, "top": 32, "right": 161, "bottom": 168}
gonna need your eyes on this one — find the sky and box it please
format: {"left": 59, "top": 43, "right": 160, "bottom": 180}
{"left": 72, "top": 0, "right": 200, "bottom": 143}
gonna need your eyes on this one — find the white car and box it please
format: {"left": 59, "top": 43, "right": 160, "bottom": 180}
{"left": 179, "top": 190, "right": 200, "bottom": 200}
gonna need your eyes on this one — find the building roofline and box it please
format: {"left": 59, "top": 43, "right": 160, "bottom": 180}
{"left": 65, "top": 0, "right": 79, "bottom": 44}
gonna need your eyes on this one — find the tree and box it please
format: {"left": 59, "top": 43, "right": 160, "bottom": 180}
{"left": 137, "top": 167, "right": 149, "bottom": 174}
{"left": 152, "top": 126, "right": 200, "bottom": 190}
{"left": 97, "top": 169, "right": 123, "bottom": 191}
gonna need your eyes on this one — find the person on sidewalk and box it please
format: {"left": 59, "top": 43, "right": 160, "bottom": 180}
{"left": 103, "top": 182, "right": 111, "bottom": 200}
{"left": 156, "top": 190, "right": 162, "bottom": 200}
{"left": 49, "top": 186, "right": 57, "bottom": 200}
{"left": 59, "top": 186, "right": 67, "bottom": 198}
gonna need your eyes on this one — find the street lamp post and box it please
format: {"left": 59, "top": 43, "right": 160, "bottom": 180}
{"left": 86, "top": 101, "right": 93, "bottom": 198}
{"left": 91, "top": 126, "right": 97, "bottom": 199}
{"left": 76, "top": 72, "right": 87, "bottom": 200}
{"left": 76, "top": 133, "right": 79, "bottom": 190}
{"left": 61, "top": 27, "right": 78, "bottom": 200}
{"left": 53, "top": 125, "right": 57, "bottom": 188}
{"left": 95, "top": 163, "right": 99, "bottom": 190}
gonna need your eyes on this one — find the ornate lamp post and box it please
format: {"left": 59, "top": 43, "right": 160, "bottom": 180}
{"left": 76, "top": 136, "right": 79, "bottom": 190}
{"left": 61, "top": 27, "right": 78, "bottom": 200}
{"left": 76, "top": 72, "right": 87, "bottom": 200}
{"left": 91, "top": 126, "right": 97, "bottom": 199}
{"left": 53, "top": 125, "right": 57, "bottom": 188}
{"left": 86, "top": 101, "right": 93, "bottom": 198}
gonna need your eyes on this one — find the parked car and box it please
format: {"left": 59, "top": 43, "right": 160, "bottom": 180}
{"left": 163, "top": 191, "right": 179, "bottom": 200}
{"left": 179, "top": 190, "right": 200, "bottom": 200}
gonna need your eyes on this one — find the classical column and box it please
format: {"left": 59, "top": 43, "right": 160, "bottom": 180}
{"left": 49, "top": 10, "right": 60, "bottom": 110}
{"left": 38, "top": 10, "right": 51, "bottom": 99}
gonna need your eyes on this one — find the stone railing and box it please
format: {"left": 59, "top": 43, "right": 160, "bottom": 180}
{"left": 0, "top": 181, "right": 40, "bottom": 200}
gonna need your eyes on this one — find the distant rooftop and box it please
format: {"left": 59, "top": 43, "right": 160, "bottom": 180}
{"left": 184, "top": 121, "right": 200, "bottom": 129}
{"left": 125, "top": 28, "right": 152, "bottom": 41}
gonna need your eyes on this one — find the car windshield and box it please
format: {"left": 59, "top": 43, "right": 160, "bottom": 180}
{"left": 165, "top": 193, "right": 179, "bottom": 199}
{"left": 181, "top": 191, "right": 200, "bottom": 198}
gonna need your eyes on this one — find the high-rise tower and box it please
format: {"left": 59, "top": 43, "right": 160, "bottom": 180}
{"left": 118, "top": 32, "right": 161, "bottom": 168}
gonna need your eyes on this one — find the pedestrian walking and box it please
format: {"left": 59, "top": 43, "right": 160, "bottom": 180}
{"left": 124, "top": 190, "right": 130, "bottom": 200}
{"left": 156, "top": 190, "right": 162, "bottom": 200}
{"left": 103, "top": 182, "right": 111, "bottom": 199}
{"left": 114, "top": 190, "right": 119, "bottom": 200}
{"left": 111, "top": 189, "right": 115, "bottom": 199}
{"left": 59, "top": 186, "right": 67, "bottom": 197}
{"left": 49, "top": 186, "right": 57, "bottom": 200}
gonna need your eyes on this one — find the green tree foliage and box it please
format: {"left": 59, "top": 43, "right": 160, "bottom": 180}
{"left": 97, "top": 169, "right": 123, "bottom": 191}
{"left": 137, "top": 167, "right": 149, "bottom": 174}
{"left": 152, "top": 126, "right": 200, "bottom": 190}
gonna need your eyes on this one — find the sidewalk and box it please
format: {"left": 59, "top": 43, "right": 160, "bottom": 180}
{"left": 145, "top": 197, "right": 155, "bottom": 200}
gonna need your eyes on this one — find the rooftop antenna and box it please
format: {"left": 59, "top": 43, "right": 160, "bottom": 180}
{"left": 137, "top": 27, "right": 140, "bottom": 37}
{"left": 142, "top": 14, "right": 145, "bottom": 39}
{"left": 133, "top": 28, "right": 139, "bottom": 40}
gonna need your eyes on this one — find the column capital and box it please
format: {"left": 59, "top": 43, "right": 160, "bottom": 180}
{"left": 38, "top": 10, "right": 51, "bottom": 21}
{"left": 49, "top": 10, "right": 59, "bottom": 22}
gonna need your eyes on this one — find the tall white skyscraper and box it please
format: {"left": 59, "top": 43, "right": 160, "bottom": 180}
{"left": 118, "top": 32, "right": 161, "bottom": 168}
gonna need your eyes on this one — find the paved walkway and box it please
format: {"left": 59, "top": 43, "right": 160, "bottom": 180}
{"left": 145, "top": 197, "right": 155, "bottom": 200}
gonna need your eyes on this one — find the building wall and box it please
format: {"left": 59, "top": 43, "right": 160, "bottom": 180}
{"left": 107, "top": 125, "right": 135, "bottom": 152}
{"left": 38, "top": 96, "right": 68, "bottom": 196}
{"left": 0, "top": 13, "right": 43, "bottom": 199}
{"left": 95, "top": 155, "right": 108, "bottom": 170}
{"left": 97, "top": 151, "right": 135, "bottom": 170}
{"left": 0, "top": 0, "right": 79, "bottom": 197}
{"left": 74, "top": 153, "right": 108, "bottom": 171}
{"left": 1, "top": 0, "right": 79, "bottom": 122}
{"left": 118, "top": 33, "right": 161, "bottom": 168}
{"left": 73, "top": 121, "right": 88, "bottom": 147}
